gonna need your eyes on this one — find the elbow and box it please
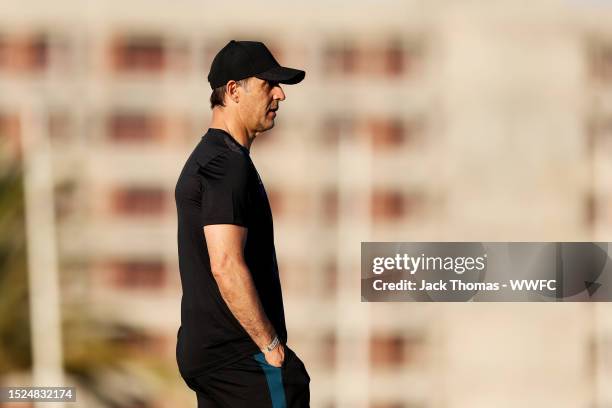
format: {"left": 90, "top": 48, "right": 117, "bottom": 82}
{"left": 210, "top": 253, "right": 234, "bottom": 279}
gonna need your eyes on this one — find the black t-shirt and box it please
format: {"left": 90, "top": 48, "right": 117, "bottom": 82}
{"left": 174, "top": 128, "right": 287, "bottom": 377}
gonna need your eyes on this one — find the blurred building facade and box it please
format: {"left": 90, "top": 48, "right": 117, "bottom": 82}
{"left": 2, "top": 1, "right": 612, "bottom": 407}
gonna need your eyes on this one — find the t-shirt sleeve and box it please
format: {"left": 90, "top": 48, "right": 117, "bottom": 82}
{"left": 199, "top": 152, "right": 250, "bottom": 227}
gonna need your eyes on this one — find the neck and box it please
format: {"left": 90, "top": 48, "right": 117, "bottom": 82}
{"left": 209, "top": 108, "right": 255, "bottom": 150}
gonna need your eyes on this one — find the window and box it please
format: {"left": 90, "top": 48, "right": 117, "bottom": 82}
{"left": 109, "top": 259, "right": 166, "bottom": 289}
{"left": 322, "top": 257, "right": 338, "bottom": 296}
{"left": 108, "top": 112, "right": 160, "bottom": 142}
{"left": 278, "top": 258, "right": 311, "bottom": 295}
{"left": 322, "top": 189, "right": 338, "bottom": 221}
{"left": 384, "top": 42, "right": 404, "bottom": 76}
{"left": 108, "top": 112, "right": 190, "bottom": 144}
{"left": 321, "top": 184, "right": 423, "bottom": 224}
{"left": 265, "top": 188, "right": 311, "bottom": 219}
{"left": 323, "top": 116, "right": 425, "bottom": 150}
{"left": 324, "top": 42, "right": 358, "bottom": 75}
{"left": 367, "top": 118, "right": 405, "bottom": 150}
{"left": 370, "top": 332, "right": 424, "bottom": 369}
{"left": 112, "top": 186, "right": 166, "bottom": 215}
{"left": 588, "top": 39, "right": 612, "bottom": 83}
{"left": 371, "top": 190, "right": 424, "bottom": 222}
{"left": 369, "top": 334, "right": 405, "bottom": 367}
{"left": 321, "top": 332, "right": 336, "bottom": 368}
{"left": 54, "top": 180, "right": 78, "bottom": 220}
{"left": 585, "top": 192, "right": 597, "bottom": 228}
{"left": 323, "top": 38, "right": 423, "bottom": 78}
{"left": 0, "top": 34, "right": 49, "bottom": 72}
{"left": 371, "top": 190, "right": 405, "bottom": 221}
{"left": 28, "top": 34, "right": 49, "bottom": 70}
{"left": 322, "top": 116, "right": 355, "bottom": 146}
{"left": 49, "top": 111, "right": 71, "bottom": 141}
{"left": 0, "top": 37, "right": 7, "bottom": 68}
{"left": 266, "top": 187, "right": 283, "bottom": 215}
{"left": 587, "top": 114, "right": 612, "bottom": 152}
{"left": 111, "top": 35, "right": 165, "bottom": 72}
{"left": 0, "top": 113, "right": 21, "bottom": 160}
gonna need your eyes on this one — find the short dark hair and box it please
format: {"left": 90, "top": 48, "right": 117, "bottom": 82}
{"left": 210, "top": 78, "right": 250, "bottom": 109}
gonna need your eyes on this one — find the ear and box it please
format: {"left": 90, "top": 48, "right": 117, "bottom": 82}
{"left": 226, "top": 80, "right": 240, "bottom": 104}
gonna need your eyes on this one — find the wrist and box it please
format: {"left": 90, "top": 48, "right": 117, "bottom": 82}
{"left": 262, "top": 335, "right": 280, "bottom": 353}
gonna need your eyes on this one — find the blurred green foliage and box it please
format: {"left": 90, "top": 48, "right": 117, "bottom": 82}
{"left": 0, "top": 163, "right": 172, "bottom": 405}
{"left": 0, "top": 167, "right": 32, "bottom": 373}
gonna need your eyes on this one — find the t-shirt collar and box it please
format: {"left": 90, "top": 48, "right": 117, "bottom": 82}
{"left": 206, "top": 128, "right": 250, "bottom": 155}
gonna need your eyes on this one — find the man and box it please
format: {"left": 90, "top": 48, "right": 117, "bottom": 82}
{"left": 174, "top": 40, "right": 310, "bottom": 407}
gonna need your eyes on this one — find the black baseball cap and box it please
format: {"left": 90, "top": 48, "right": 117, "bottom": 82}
{"left": 207, "top": 40, "right": 305, "bottom": 89}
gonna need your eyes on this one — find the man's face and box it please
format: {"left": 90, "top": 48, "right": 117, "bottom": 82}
{"left": 237, "top": 77, "right": 286, "bottom": 134}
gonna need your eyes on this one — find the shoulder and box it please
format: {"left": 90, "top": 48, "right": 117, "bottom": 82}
{"left": 193, "top": 132, "right": 248, "bottom": 171}
{"left": 199, "top": 150, "right": 251, "bottom": 182}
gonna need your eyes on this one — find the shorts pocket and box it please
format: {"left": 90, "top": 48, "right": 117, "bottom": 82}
{"left": 253, "top": 351, "right": 285, "bottom": 369}
{"left": 254, "top": 345, "right": 295, "bottom": 369}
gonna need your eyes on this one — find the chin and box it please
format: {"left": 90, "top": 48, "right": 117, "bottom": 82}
{"left": 261, "top": 122, "right": 275, "bottom": 132}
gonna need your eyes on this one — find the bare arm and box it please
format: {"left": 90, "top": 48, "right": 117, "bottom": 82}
{"left": 204, "top": 224, "right": 285, "bottom": 366}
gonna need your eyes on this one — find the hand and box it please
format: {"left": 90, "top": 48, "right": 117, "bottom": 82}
{"left": 264, "top": 343, "right": 285, "bottom": 368}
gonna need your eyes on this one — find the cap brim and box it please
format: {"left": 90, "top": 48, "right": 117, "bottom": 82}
{"left": 256, "top": 65, "right": 305, "bottom": 85}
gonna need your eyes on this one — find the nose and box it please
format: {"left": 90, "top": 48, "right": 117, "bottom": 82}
{"left": 272, "top": 84, "right": 286, "bottom": 102}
